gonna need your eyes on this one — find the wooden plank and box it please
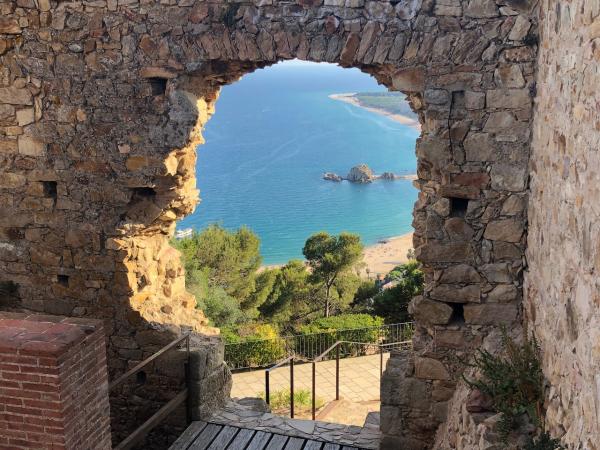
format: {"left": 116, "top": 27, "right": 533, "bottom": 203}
{"left": 227, "top": 428, "right": 255, "bottom": 450}
{"left": 265, "top": 434, "right": 288, "bottom": 450}
{"left": 283, "top": 437, "right": 305, "bottom": 450}
{"left": 322, "top": 444, "right": 340, "bottom": 450}
{"left": 303, "top": 440, "right": 323, "bottom": 450}
{"left": 246, "top": 430, "right": 272, "bottom": 450}
{"left": 115, "top": 389, "right": 188, "bottom": 450}
{"left": 188, "top": 423, "right": 223, "bottom": 450}
{"left": 207, "top": 425, "right": 238, "bottom": 450}
{"left": 169, "top": 422, "right": 208, "bottom": 450}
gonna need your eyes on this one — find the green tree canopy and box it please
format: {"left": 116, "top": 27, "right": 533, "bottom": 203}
{"left": 258, "top": 260, "right": 318, "bottom": 330}
{"left": 302, "top": 232, "right": 364, "bottom": 317}
{"left": 372, "top": 260, "right": 423, "bottom": 323}
{"left": 173, "top": 224, "right": 262, "bottom": 302}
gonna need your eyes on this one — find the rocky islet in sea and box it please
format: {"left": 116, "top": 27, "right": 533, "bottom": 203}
{"left": 323, "top": 164, "right": 415, "bottom": 183}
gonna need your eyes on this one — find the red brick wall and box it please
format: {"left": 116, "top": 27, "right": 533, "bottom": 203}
{"left": 0, "top": 313, "right": 111, "bottom": 450}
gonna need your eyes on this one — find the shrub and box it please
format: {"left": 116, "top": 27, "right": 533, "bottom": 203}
{"left": 222, "top": 323, "right": 287, "bottom": 369}
{"left": 258, "top": 389, "right": 325, "bottom": 416}
{"left": 524, "top": 433, "right": 564, "bottom": 450}
{"left": 464, "top": 332, "right": 544, "bottom": 439}
{"left": 295, "top": 313, "right": 384, "bottom": 358}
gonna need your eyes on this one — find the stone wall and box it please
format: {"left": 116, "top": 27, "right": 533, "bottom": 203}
{"left": 525, "top": 0, "right": 600, "bottom": 447}
{"left": 0, "top": 0, "right": 538, "bottom": 446}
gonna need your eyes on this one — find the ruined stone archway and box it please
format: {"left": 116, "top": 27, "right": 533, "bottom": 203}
{"left": 1, "top": 0, "right": 537, "bottom": 447}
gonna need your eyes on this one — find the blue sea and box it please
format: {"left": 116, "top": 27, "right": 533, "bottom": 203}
{"left": 178, "top": 61, "right": 419, "bottom": 265}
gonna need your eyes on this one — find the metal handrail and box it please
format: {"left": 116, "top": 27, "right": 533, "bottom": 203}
{"left": 110, "top": 333, "right": 191, "bottom": 450}
{"left": 226, "top": 321, "right": 414, "bottom": 370}
{"left": 110, "top": 333, "right": 190, "bottom": 390}
{"left": 310, "top": 339, "right": 412, "bottom": 419}
{"left": 263, "top": 337, "right": 412, "bottom": 420}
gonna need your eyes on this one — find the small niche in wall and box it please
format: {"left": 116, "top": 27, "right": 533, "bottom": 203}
{"left": 0, "top": 280, "right": 19, "bottom": 307}
{"left": 130, "top": 187, "right": 156, "bottom": 199}
{"left": 449, "top": 197, "right": 469, "bottom": 218}
{"left": 449, "top": 303, "right": 465, "bottom": 324}
{"left": 148, "top": 78, "right": 168, "bottom": 96}
{"left": 136, "top": 370, "right": 147, "bottom": 385}
{"left": 42, "top": 181, "right": 58, "bottom": 199}
{"left": 57, "top": 274, "right": 69, "bottom": 287}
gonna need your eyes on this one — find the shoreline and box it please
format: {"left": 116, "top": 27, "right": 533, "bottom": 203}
{"left": 259, "top": 232, "right": 414, "bottom": 278}
{"left": 329, "top": 93, "right": 421, "bottom": 131}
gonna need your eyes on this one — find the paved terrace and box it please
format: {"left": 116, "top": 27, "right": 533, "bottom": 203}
{"left": 231, "top": 353, "right": 390, "bottom": 404}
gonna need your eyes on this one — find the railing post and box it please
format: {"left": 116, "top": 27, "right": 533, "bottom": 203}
{"left": 290, "top": 358, "right": 294, "bottom": 418}
{"left": 265, "top": 370, "right": 270, "bottom": 406}
{"left": 185, "top": 335, "right": 191, "bottom": 424}
{"left": 335, "top": 344, "right": 340, "bottom": 401}
{"left": 380, "top": 345, "right": 383, "bottom": 379}
{"left": 312, "top": 361, "right": 316, "bottom": 420}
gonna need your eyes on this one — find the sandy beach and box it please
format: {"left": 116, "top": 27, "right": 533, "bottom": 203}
{"left": 359, "top": 233, "right": 414, "bottom": 278}
{"left": 329, "top": 93, "right": 421, "bottom": 131}
{"left": 259, "top": 232, "right": 414, "bottom": 277}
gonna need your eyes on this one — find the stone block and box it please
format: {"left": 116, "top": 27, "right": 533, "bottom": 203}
{"left": 392, "top": 67, "right": 425, "bottom": 92}
{"left": 0, "top": 18, "right": 21, "bottom": 34}
{"left": 464, "top": 132, "right": 497, "bottom": 162}
{"left": 430, "top": 283, "right": 480, "bottom": 303}
{"left": 484, "top": 219, "right": 524, "bottom": 242}
{"left": 484, "top": 111, "right": 518, "bottom": 131}
{"left": 409, "top": 296, "right": 454, "bottom": 325}
{"left": 491, "top": 163, "right": 527, "bottom": 191}
{"left": 486, "top": 89, "right": 530, "bottom": 109}
{"left": 444, "top": 217, "right": 475, "bottom": 240}
{"left": 424, "top": 89, "right": 450, "bottom": 105}
{"left": 464, "top": 303, "right": 518, "bottom": 324}
{"left": 0, "top": 173, "right": 26, "bottom": 189}
{"left": 417, "top": 136, "right": 451, "bottom": 168}
{"left": 432, "top": 401, "right": 448, "bottom": 422}
{"left": 486, "top": 284, "right": 517, "bottom": 302}
{"left": 439, "top": 264, "right": 481, "bottom": 283}
{"left": 493, "top": 242, "right": 522, "bottom": 260}
{"left": 481, "top": 263, "right": 512, "bottom": 283}
{"left": 465, "top": 91, "right": 485, "bottom": 109}
{"left": 465, "top": 0, "right": 498, "bottom": 17}
{"left": 415, "top": 357, "right": 450, "bottom": 380}
{"left": 508, "top": 16, "right": 531, "bottom": 41}
{"left": 0, "top": 87, "right": 32, "bottom": 105}
{"left": 494, "top": 65, "right": 525, "bottom": 88}
{"left": 417, "top": 242, "right": 474, "bottom": 262}
{"left": 18, "top": 136, "right": 45, "bottom": 156}
{"left": 16, "top": 108, "right": 34, "bottom": 126}
{"left": 431, "top": 198, "right": 451, "bottom": 217}
{"left": 432, "top": 380, "right": 456, "bottom": 401}
{"left": 434, "top": 330, "right": 466, "bottom": 349}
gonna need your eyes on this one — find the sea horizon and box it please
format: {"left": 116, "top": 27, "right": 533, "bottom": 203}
{"left": 177, "top": 61, "right": 419, "bottom": 265}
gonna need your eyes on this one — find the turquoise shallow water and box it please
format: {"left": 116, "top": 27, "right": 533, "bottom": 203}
{"left": 178, "top": 61, "right": 419, "bottom": 265}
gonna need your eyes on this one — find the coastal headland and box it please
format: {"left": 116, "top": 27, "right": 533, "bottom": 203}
{"left": 329, "top": 93, "right": 421, "bottom": 131}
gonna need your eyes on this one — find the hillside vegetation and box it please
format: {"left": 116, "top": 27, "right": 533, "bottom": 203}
{"left": 172, "top": 224, "right": 422, "bottom": 345}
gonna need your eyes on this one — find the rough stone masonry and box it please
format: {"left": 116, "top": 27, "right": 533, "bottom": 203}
{"left": 2, "top": 0, "right": 590, "bottom": 447}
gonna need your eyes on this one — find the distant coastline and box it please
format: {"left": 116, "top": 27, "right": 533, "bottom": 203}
{"left": 329, "top": 93, "right": 421, "bottom": 131}
{"left": 259, "top": 232, "right": 414, "bottom": 277}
